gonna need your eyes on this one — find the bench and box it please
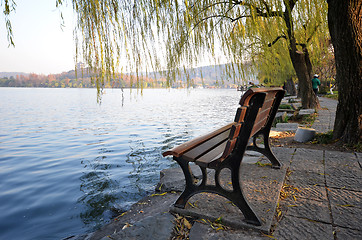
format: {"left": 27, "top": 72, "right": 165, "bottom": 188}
{"left": 162, "top": 87, "right": 285, "bottom": 226}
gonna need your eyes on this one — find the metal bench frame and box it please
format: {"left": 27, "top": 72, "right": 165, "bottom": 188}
{"left": 163, "top": 88, "right": 285, "bottom": 226}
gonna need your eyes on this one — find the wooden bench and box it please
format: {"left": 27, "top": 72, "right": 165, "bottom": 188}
{"left": 162, "top": 87, "right": 285, "bottom": 226}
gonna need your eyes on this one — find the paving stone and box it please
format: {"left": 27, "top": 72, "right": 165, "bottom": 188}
{"left": 288, "top": 169, "right": 325, "bottom": 186}
{"left": 298, "top": 109, "right": 315, "bottom": 116}
{"left": 331, "top": 205, "right": 362, "bottom": 231}
{"left": 291, "top": 103, "right": 301, "bottom": 109}
{"left": 281, "top": 198, "right": 331, "bottom": 223}
{"left": 334, "top": 226, "right": 362, "bottom": 240}
{"left": 325, "top": 167, "right": 362, "bottom": 181}
{"left": 243, "top": 156, "right": 261, "bottom": 164}
{"left": 275, "top": 123, "right": 299, "bottom": 132}
{"left": 273, "top": 215, "right": 334, "bottom": 240}
{"left": 189, "top": 222, "right": 266, "bottom": 240}
{"left": 324, "top": 151, "right": 358, "bottom": 168}
{"left": 312, "top": 123, "right": 332, "bottom": 133}
{"left": 275, "top": 112, "right": 287, "bottom": 120}
{"left": 325, "top": 175, "right": 362, "bottom": 191}
{"left": 289, "top": 160, "right": 325, "bottom": 173}
{"left": 245, "top": 151, "right": 264, "bottom": 157}
{"left": 292, "top": 184, "right": 328, "bottom": 202}
{"left": 283, "top": 96, "right": 298, "bottom": 100}
{"left": 88, "top": 193, "right": 180, "bottom": 240}
{"left": 271, "top": 147, "right": 295, "bottom": 167}
{"left": 324, "top": 152, "right": 361, "bottom": 191}
{"left": 292, "top": 148, "right": 324, "bottom": 162}
{"left": 100, "top": 212, "right": 175, "bottom": 240}
{"left": 356, "top": 152, "right": 362, "bottom": 169}
{"left": 328, "top": 188, "right": 362, "bottom": 209}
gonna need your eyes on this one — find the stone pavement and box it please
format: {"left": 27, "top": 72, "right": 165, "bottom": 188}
{"left": 312, "top": 97, "right": 338, "bottom": 133}
{"left": 68, "top": 97, "right": 362, "bottom": 240}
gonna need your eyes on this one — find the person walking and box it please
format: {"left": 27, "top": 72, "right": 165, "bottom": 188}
{"left": 312, "top": 74, "right": 321, "bottom": 95}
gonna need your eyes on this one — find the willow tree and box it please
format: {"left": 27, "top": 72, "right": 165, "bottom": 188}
{"left": 105, "top": 0, "right": 327, "bottom": 109}
{"left": 254, "top": 34, "right": 296, "bottom": 93}
{"left": 114, "top": 0, "right": 328, "bottom": 109}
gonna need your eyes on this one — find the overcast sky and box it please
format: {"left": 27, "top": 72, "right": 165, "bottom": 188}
{"left": 0, "top": 1, "right": 75, "bottom": 75}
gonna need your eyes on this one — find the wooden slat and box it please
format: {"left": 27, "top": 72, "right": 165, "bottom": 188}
{"left": 261, "top": 97, "right": 275, "bottom": 110}
{"left": 162, "top": 123, "right": 233, "bottom": 157}
{"left": 251, "top": 118, "right": 268, "bottom": 136}
{"left": 239, "top": 87, "right": 282, "bottom": 106}
{"left": 229, "top": 123, "right": 242, "bottom": 140}
{"left": 234, "top": 107, "right": 247, "bottom": 123}
{"left": 195, "top": 141, "right": 227, "bottom": 168}
{"left": 254, "top": 108, "right": 272, "bottom": 126}
{"left": 265, "top": 91, "right": 277, "bottom": 101}
{"left": 182, "top": 129, "right": 231, "bottom": 162}
{"left": 220, "top": 138, "right": 237, "bottom": 160}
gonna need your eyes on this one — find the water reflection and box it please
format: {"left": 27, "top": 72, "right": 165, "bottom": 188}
{"left": 76, "top": 134, "right": 173, "bottom": 229}
{"left": 78, "top": 145, "right": 117, "bottom": 228}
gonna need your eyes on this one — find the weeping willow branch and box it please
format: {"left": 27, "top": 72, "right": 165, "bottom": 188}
{"left": 268, "top": 35, "right": 287, "bottom": 47}
{"left": 306, "top": 23, "right": 321, "bottom": 43}
{"left": 2, "top": 0, "right": 16, "bottom": 47}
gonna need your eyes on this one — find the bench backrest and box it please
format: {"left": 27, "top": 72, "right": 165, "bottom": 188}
{"left": 220, "top": 87, "right": 285, "bottom": 161}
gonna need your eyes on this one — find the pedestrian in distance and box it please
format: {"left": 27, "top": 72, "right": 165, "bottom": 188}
{"left": 312, "top": 74, "right": 321, "bottom": 96}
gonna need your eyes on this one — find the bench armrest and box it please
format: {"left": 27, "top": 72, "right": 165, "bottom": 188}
{"left": 162, "top": 123, "right": 234, "bottom": 158}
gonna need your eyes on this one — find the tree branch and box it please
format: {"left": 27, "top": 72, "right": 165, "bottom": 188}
{"left": 268, "top": 35, "right": 287, "bottom": 47}
{"left": 192, "top": 14, "right": 234, "bottom": 30}
{"left": 306, "top": 23, "right": 320, "bottom": 43}
{"left": 232, "top": 0, "right": 283, "bottom": 18}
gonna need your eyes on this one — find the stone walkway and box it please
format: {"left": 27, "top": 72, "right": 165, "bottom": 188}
{"left": 69, "top": 97, "right": 362, "bottom": 240}
{"left": 273, "top": 148, "right": 362, "bottom": 240}
{"left": 312, "top": 97, "right": 338, "bottom": 133}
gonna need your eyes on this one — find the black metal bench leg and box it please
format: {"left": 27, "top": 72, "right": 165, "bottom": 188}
{"left": 262, "top": 134, "right": 281, "bottom": 169}
{"left": 248, "top": 133, "right": 281, "bottom": 169}
{"left": 229, "top": 165, "right": 262, "bottom": 226}
{"left": 173, "top": 157, "right": 206, "bottom": 208}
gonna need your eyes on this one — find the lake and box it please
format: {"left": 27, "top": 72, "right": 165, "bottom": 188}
{"left": 0, "top": 88, "right": 243, "bottom": 239}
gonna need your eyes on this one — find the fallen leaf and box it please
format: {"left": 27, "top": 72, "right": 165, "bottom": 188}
{"left": 122, "top": 223, "right": 132, "bottom": 230}
{"left": 150, "top": 192, "right": 167, "bottom": 197}
{"left": 337, "top": 204, "right": 354, "bottom": 207}
{"left": 183, "top": 219, "right": 192, "bottom": 229}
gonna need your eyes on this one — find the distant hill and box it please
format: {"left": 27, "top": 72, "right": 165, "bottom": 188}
{"left": 0, "top": 72, "right": 29, "bottom": 78}
{"left": 0, "top": 63, "right": 258, "bottom": 88}
{"left": 141, "top": 63, "right": 257, "bottom": 85}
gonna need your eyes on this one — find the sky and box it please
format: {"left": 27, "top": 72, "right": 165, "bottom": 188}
{"left": 0, "top": 1, "right": 75, "bottom": 75}
{"left": 0, "top": 1, "right": 227, "bottom": 76}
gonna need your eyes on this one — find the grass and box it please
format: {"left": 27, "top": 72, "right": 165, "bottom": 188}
{"left": 311, "top": 130, "right": 335, "bottom": 144}
{"left": 300, "top": 113, "right": 317, "bottom": 127}
{"left": 279, "top": 104, "right": 294, "bottom": 110}
{"left": 272, "top": 114, "right": 289, "bottom": 127}
{"left": 323, "top": 91, "right": 338, "bottom": 100}
{"left": 310, "top": 130, "right": 362, "bottom": 152}
{"left": 344, "top": 141, "right": 362, "bottom": 152}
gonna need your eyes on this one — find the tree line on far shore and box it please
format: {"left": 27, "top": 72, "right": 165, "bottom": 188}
{"left": 0, "top": 68, "right": 241, "bottom": 89}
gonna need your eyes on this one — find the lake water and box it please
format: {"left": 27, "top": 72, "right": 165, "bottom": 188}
{"left": 0, "top": 88, "right": 243, "bottom": 239}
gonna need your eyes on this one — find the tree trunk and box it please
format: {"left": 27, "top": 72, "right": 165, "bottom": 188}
{"left": 284, "top": 77, "right": 297, "bottom": 96}
{"left": 283, "top": 0, "right": 320, "bottom": 109}
{"left": 328, "top": 0, "right": 362, "bottom": 144}
{"left": 289, "top": 45, "right": 320, "bottom": 109}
